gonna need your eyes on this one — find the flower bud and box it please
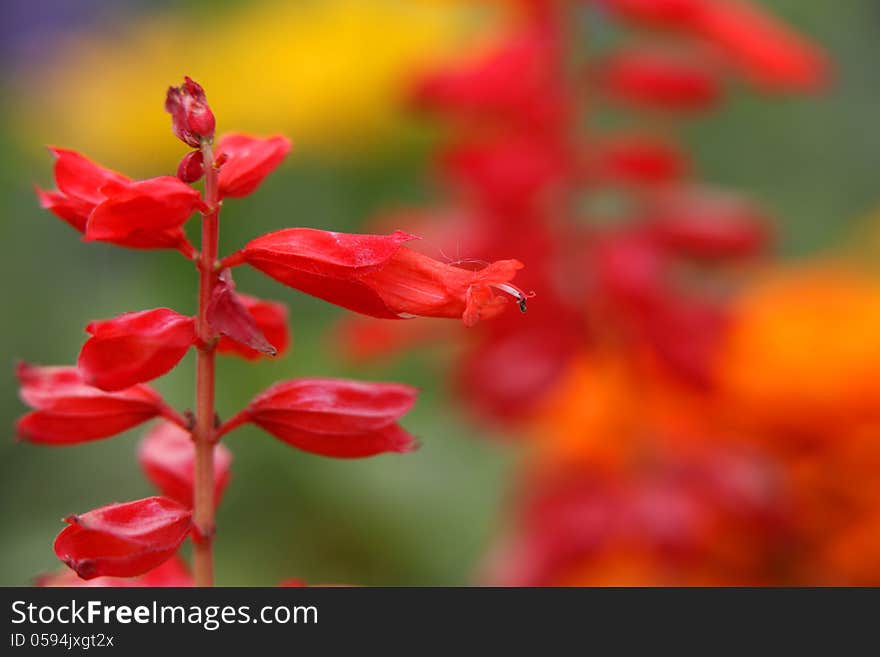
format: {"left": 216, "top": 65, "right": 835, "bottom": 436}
{"left": 78, "top": 308, "right": 196, "bottom": 391}
{"left": 220, "top": 378, "right": 418, "bottom": 458}
{"left": 177, "top": 150, "right": 204, "bottom": 183}
{"left": 138, "top": 422, "right": 232, "bottom": 508}
{"left": 165, "top": 76, "right": 215, "bottom": 147}
{"left": 15, "top": 362, "right": 178, "bottom": 445}
{"left": 37, "top": 557, "right": 193, "bottom": 587}
{"left": 54, "top": 497, "right": 192, "bottom": 580}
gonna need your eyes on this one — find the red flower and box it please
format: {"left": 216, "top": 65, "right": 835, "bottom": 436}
{"left": 37, "top": 556, "right": 193, "bottom": 587}
{"left": 216, "top": 134, "right": 292, "bottom": 198}
{"left": 646, "top": 188, "right": 769, "bottom": 259}
{"left": 694, "top": 0, "right": 828, "bottom": 91}
{"left": 15, "top": 363, "right": 180, "bottom": 445}
{"left": 589, "top": 133, "right": 689, "bottom": 186}
{"left": 440, "top": 134, "right": 571, "bottom": 210}
{"left": 208, "top": 272, "right": 288, "bottom": 359}
{"left": 84, "top": 176, "right": 205, "bottom": 248}
{"left": 138, "top": 421, "right": 232, "bottom": 508}
{"left": 78, "top": 308, "right": 196, "bottom": 391}
{"left": 219, "top": 378, "right": 418, "bottom": 458}
{"left": 601, "top": 47, "right": 724, "bottom": 112}
{"left": 54, "top": 497, "right": 192, "bottom": 580}
{"left": 35, "top": 147, "right": 129, "bottom": 232}
{"left": 165, "top": 76, "right": 215, "bottom": 147}
{"left": 604, "top": 0, "right": 828, "bottom": 91}
{"left": 234, "top": 228, "right": 531, "bottom": 327}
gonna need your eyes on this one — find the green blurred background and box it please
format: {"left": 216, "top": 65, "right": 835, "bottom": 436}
{"left": 0, "top": 0, "right": 878, "bottom": 585}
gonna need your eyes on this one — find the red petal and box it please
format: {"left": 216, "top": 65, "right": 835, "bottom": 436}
{"left": 216, "top": 133, "right": 292, "bottom": 198}
{"left": 138, "top": 421, "right": 232, "bottom": 508}
{"left": 37, "top": 556, "right": 193, "bottom": 587}
{"left": 208, "top": 273, "right": 279, "bottom": 357}
{"left": 695, "top": 0, "right": 829, "bottom": 91}
{"left": 590, "top": 134, "right": 690, "bottom": 186}
{"left": 78, "top": 308, "right": 196, "bottom": 391}
{"left": 259, "top": 421, "right": 416, "bottom": 458}
{"left": 85, "top": 176, "right": 204, "bottom": 245}
{"left": 49, "top": 147, "right": 130, "bottom": 205}
{"left": 15, "top": 363, "right": 169, "bottom": 445}
{"left": 646, "top": 188, "right": 770, "bottom": 258}
{"left": 411, "top": 26, "right": 564, "bottom": 127}
{"left": 35, "top": 186, "right": 93, "bottom": 232}
{"left": 601, "top": 47, "right": 724, "bottom": 112}
{"left": 359, "top": 248, "right": 526, "bottom": 326}
{"left": 54, "top": 497, "right": 192, "bottom": 580}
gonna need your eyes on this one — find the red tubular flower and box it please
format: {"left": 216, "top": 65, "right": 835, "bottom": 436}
{"left": 600, "top": 47, "right": 724, "bottom": 112}
{"left": 84, "top": 176, "right": 205, "bottom": 248}
{"left": 694, "top": 0, "right": 829, "bottom": 91}
{"left": 165, "top": 76, "right": 215, "bottom": 147}
{"left": 78, "top": 308, "right": 196, "bottom": 391}
{"left": 589, "top": 134, "right": 690, "bottom": 186}
{"left": 37, "top": 557, "right": 193, "bottom": 587}
{"left": 208, "top": 272, "right": 286, "bottom": 358}
{"left": 35, "top": 147, "right": 130, "bottom": 232}
{"left": 216, "top": 134, "right": 292, "bottom": 198}
{"left": 219, "top": 378, "right": 418, "bottom": 458}
{"left": 646, "top": 188, "right": 770, "bottom": 258}
{"left": 138, "top": 422, "right": 232, "bottom": 508}
{"left": 235, "top": 228, "right": 530, "bottom": 327}
{"left": 15, "top": 363, "right": 179, "bottom": 445}
{"left": 54, "top": 497, "right": 192, "bottom": 580}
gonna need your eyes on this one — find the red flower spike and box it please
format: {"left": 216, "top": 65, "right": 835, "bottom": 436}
{"left": 600, "top": 47, "right": 724, "bottom": 112}
{"left": 177, "top": 150, "right": 205, "bottom": 183}
{"left": 221, "top": 378, "right": 418, "bottom": 458}
{"left": 78, "top": 308, "right": 196, "bottom": 391}
{"left": 37, "top": 556, "right": 193, "bottom": 587}
{"left": 165, "top": 76, "right": 215, "bottom": 147}
{"left": 84, "top": 176, "right": 205, "bottom": 247}
{"left": 35, "top": 147, "right": 130, "bottom": 232}
{"left": 15, "top": 363, "right": 179, "bottom": 445}
{"left": 54, "top": 497, "right": 192, "bottom": 580}
{"left": 694, "top": 0, "right": 829, "bottom": 91}
{"left": 138, "top": 422, "right": 232, "bottom": 508}
{"left": 216, "top": 133, "right": 292, "bottom": 198}
{"left": 239, "top": 228, "right": 531, "bottom": 326}
{"left": 208, "top": 271, "right": 282, "bottom": 358}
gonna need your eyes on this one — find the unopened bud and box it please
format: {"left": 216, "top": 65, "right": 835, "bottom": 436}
{"left": 177, "top": 150, "right": 205, "bottom": 183}
{"left": 165, "top": 76, "right": 215, "bottom": 147}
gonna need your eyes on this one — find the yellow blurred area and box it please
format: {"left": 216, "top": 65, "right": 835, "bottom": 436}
{"left": 11, "top": 0, "right": 506, "bottom": 170}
